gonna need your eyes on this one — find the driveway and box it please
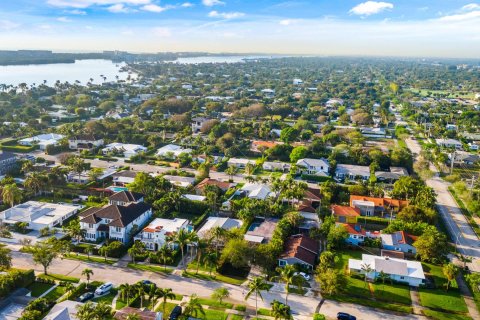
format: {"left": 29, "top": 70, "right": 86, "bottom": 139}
{"left": 405, "top": 138, "right": 480, "bottom": 272}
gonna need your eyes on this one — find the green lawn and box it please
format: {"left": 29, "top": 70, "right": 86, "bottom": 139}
{"left": 44, "top": 286, "right": 66, "bottom": 301}
{"left": 38, "top": 273, "right": 80, "bottom": 283}
{"left": 197, "top": 297, "right": 233, "bottom": 309}
{"left": 407, "top": 88, "right": 476, "bottom": 99}
{"left": 374, "top": 283, "right": 412, "bottom": 305}
{"left": 155, "top": 302, "right": 178, "bottom": 316}
{"left": 27, "top": 282, "right": 55, "bottom": 297}
{"left": 199, "top": 309, "right": 229, "bottom": 320}
{"left": 335, "top": 250, "right": 363, "bottom": 270}
{"left": 422, "top": 309, "right": 472, "bottom": 320}
{"left": 65, "top": 253, "right": 116, "bottom": 265}
{"left": 127, "top": 262, "right": 173, "bottom": 274}
{"left": 93, "top": 288, "right": 118, "bottom": 305}
{"left": 231, "top": 315, "right": 244, "bottom": 320}
{"left": 419, "top": 288, "right": 468, "bottom": 314}
{"left": 234, "top": 304, "right": 247, "bottom": 312}
{"left": 183, "top": 270, "right": 246, "bottom": 286}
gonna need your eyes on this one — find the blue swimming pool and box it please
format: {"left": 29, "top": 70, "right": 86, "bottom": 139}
{"left": 248, "top": 222, "right": 261, "bottom": 232}
{"left": 107, "top": 186, "right": 128, "bottom": 192}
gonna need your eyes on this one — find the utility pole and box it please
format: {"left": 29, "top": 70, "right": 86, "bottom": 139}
{"left": 450, "top": 151, "right": 456, "bottom": 174}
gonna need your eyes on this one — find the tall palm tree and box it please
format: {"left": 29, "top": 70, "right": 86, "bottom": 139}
{"left": 24, "top": 172, "right": 45, "bottom": 195}
{"left": 145, "top": 283, "right": 158, "bottom": 308}
{"left": 76, "top": 302, "right": 96, "bottom": 320}
{"left": 245, "top": 277, "right": 271, "bottom": 317}
{"left": 271, "top": 300, "right": 291, "bottom": 320}
{"left": 82, "top": 268, "right": 94, "bottom": 286}
{"left": 156, "top": 287, "right": 176, "bottom": 315}
{"left": 2, "top": 184, "right": 22, "bottom": 207}
{"left": 378, "top": 271, "right": 390, "bottom": 293}
{"left": 203, "top": 251, "right": 218, "bottom": 276}
{"left": 361, "top": 263, "right": 374, "bottom": 287}
{"left": 182, "top": 294, "right": 205, "bottom": 318}
{"left": 64, "top": 282, "right": 75, "bottom": 299}
{"left": 194, "top": 238, "right": 208, "bottom": 274}
{"left": 174, "top": 229, "right": 193, "bottom": 270}
{"left": 156, "top": 244, "right": 172, "bottom": 271}
{"left": 119, "top": 283, "right": 133, "bottom": 305}
{"left": 275, "top": 265, "right": 303, "bottom": 304}
{"left": 94, "top": 302, "right": 113, "bottom": 319}
{"left": 209, "top": 226, "right": 226, "bottom": 253}
{"left": 135, "top": 283, "right": 146, "bottom": 308}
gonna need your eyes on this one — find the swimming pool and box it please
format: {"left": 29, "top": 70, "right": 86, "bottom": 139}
{"left": 107, "top": 186, "right": 128, "bottom": 193}
{"left": 248, "top": 222, "right": 261, "bottom": 232}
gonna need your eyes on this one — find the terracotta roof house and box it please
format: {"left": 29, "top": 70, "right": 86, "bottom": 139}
{"left": 114, "top": 307, "right": 162, "bottom": 320}
{"left": 349, "top": 195, "right": 409, "bottom": 217}
{"left": 278, "top": 234, "right": 320, "bottom": 269}
{"left": 194, "top": 178, "right": 234, "bottom": 195}
{"left": 134, "top": 218, "right": 191, "bottom": 251}
{"left": 331, "top": 205, "right": 361, "bottom": 224}
{"left": 251, "top": 140, "right": 280, "bottom": 153}
{"left": 79, "top": 191, "right": 152, "bottom": 244}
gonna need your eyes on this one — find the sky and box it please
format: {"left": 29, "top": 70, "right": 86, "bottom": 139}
{"left": 0, "top": 1, "right": 479, "bottom": 58}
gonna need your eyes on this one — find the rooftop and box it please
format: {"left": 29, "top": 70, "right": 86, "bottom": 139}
{"left": 0, "top": 201, "right": 80, "bottom": 226}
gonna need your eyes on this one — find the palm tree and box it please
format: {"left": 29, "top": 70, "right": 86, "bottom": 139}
{"left": 76, "top": 302, "right": 96, "bottom": 320}
{"left": 82, "top": 268, "right": 93, "bottom": 286}
{"left": 182, "top": 294, "right": 205, "bottom": 318}
{"left": 145, "top": 283, "right": 158, "bottom": 308}
{"left": 136, "top": 283, "right": 146, "bottom": 308}
{"left": 64, "top": 282, "right": 75, "bottom": 299}
{"left": 195, "top": 239, "right": 209, "bottom": 274}
{"left": 94, "top": 302, "right": 113, "bottom": 319}
{"left": 275, "top": 265, "right": 303, "bottom": 305}
{"left": 156, "top": 287, "right": 176, "bottom": 315}
{"left": 119, "top": 283, "right": 133, "bottom": 305}
{"left": 443, "top": 263, "right": 459, "bottom": 291}
{"left": 225, "top": 165, "right": 238, "bottom": 181}
{"left": 125, "top": 314, "right": 140, "bottom": 320}
{"left": 361, "top": 263, "right": 373, "bottom": 287}
{"left": 378, "top": 270, "right": 390, "bottom": 292}
{"left": 24, "top": 172, "right": 45, "bottom": 195}
{"left": 174, "top": 229, "right": 193, "bottom": 270}
{"left": 99, "top": 245, "right": 111, "bottom": 262}
{"left": 271, "top": 300, "right": 291, "bottom": 320}
{"left": 203, "top": 251, "right": 218, "bottom": 276}
{"left": 245, "top": 277, "right": 271, "bottom": 317}
{"left": 1, "top": 184, "right": 22, "bottom": 207}
{"left": 156, "top": 244, "right": 172, "bottom": 271}
{"left": 209, "top": 226, "right": 226, "bottom": 253}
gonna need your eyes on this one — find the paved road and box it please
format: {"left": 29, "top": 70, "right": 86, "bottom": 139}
{"left": 10, "top": 249, "right": 425, "bottom": 320}
{"left": 405, "top": 138, "right": 480, "bottom": 272}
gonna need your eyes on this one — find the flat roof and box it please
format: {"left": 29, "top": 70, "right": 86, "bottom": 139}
{"left": 0, "top": 201, "right": 81, "bottom": 226}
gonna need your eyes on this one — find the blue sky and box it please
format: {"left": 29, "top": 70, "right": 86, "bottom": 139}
{"left": 0, "top": 1, "right": 479, "bottom": 58}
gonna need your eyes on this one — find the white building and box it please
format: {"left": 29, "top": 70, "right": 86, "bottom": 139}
{"left": 197, "top": 217, "right": 243, "bottom": 239}
{"left": 349, "top": 254, "right": 425, "bottom": 287}
{"left": 335, "top": 164, "right": 371, "bottom": 181}
{"left": 156, "top": 144, "right": 192, "bottom": 159}
{"left": 296, "top": 158, "right": 330, "bottom": 176}
{"left": 191, "top": 117, "right": 209, "bottom": 133}
{"left": 18, "top": 133, "right": 65, "bottom": 150}
{"left": 0, "top": 201, "right": 82, "bottom": 231}
{"left": 227, "top": 158, "right": 256, "bottom": 169}
{"left": 436, "top": 138, "right": 463, "bottom": 150}
{"left": 79, "top": 191, "right": 152, "bottom": 244}
{"left": 102, "top": 143, "right": 147, "bottom": 158}
{"left": 134, "top": 218, "right": 191, "bottom": 251}
{"left": 68, "top": 134, "right": 104, "bottom": 151}
{"left": 293, "top": 79, "right": 303, "bottom": 85}
{"left": 162, "top": 175, "right": 196, "bottom": 188}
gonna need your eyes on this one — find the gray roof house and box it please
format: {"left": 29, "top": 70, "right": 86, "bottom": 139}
{"left": 335, "top": 164, "right": 370, "bottom": 181}
{"left": 296, "top": 158, "right": 330, "bottom": 176}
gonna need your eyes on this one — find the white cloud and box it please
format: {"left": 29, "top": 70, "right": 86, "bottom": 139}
{"left": 181, "top": 2, "right": 194, "bottom": 7}
{"left": 202, "top": 0, "right": 225, "bottom": 7}
{"left": 437, "top": 10, "right": 480, "bottom": 22}
{"left": 0, "top": 20, "right": 20, "bottom": 30}
{"left": 57, "top": 16, "right": 72, "bottom": 22}
{"left": 461, "top": 3, "right": 480, "bottom": 11}
{"left": 208, "top": 10, "right": 244, "bottom": 19}
{"left": 107, "top": 4, "right": 130, "bottom": 13}
{"left": 47, "top": 0, "right": 151, "bottom": 9}
{"left": 142, "top": 4, "right": 170, "bottom": 12}
{"left": 67, "top": 9, "right": 87, "bottom": 15}
{"left": 279, "top": 19, "right": 295, "bottom": 26}
{"left": 153, "top": 27, "right": 171, "bottom": 37}
{"left": 349, "top": 1, "right": 393, "bottom": 16}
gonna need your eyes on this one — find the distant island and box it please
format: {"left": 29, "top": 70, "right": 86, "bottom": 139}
{"left": 0, "top": 50, "right": 262, "bottom": 66}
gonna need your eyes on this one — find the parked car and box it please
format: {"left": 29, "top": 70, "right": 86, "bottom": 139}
{"left": 76, "top": 292, "right": 94, "bottom": 302}
{"left": 141, "top": 280, "right": 154, "bottom": 286}
{"left": 95, "top": 282, "right": 113, "bottom": 296}
{"left": 169, "top": 305, "right": 182, "bottom": 320}
{"left": 337, "top": 312, "right": 356, "bottom": 320}
{"left": 294, "top": 272, "right": 311, "bottom": 281}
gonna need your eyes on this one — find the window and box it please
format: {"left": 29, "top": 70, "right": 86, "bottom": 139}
{"left": 279, "top": 260, "right": 286, "bottom": 266}
{"left": 89, "top": 224, "right": 93, "bottom": 229}
{"left": 400, "top": 276, "right": 404, "bottom": 280}
{"left": 116, "top": 227, "right": 121, "bottom": 233}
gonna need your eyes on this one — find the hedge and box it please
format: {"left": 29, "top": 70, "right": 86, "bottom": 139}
{"left": 179, "top": 198, "right": 209, "bottom": 216}
{"left": 0, "top": 269, "right": 35, "bottom": 297}
{"left": 301, "top": 174, "right": 332, "bottom": 182}
{"left": 357, "top": 216, "right": 390, "bottom": 226}
{"left": 0, "top": 144, "right": 38, "bottom": 152}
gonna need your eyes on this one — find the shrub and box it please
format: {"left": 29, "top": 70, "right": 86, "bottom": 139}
{"left": 0, "top": 269, "right": 35, "bottom": 297}
{"left": 313, "top": 314, "right": 326, "bottom": 320}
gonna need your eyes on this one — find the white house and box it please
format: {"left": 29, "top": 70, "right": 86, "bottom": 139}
{"left": 263, "top": 161, "right": 291, "bottom": 172}
{"left": 134, "top": 218, "right": 191, "bottom": 251}
{"left": 191, "top": 117, "right": 209, "bottom": 133}
{"left": 349, "top": 254, "right": 425, "bottom": 287}
{"left": 68, "top": 134, "right": 104, "bottom": 151}
{"left": 19, "top": 133, "right": 65, "bottom": 150}
{"left": 335, "top": 164, "right": 371, "bottom": 181}
{"left": 296, "top": 158, "right": 330, "bottom": 176}
{"left": 261, "top": 89, "right": 275, "bottom": 98}
{"left": 227, "top": 158, "right": 256, "bottom": 169}
{"left": 162, "top": 175, "right": 196, "bottom": 188}
{"left": 435, "top": 138, "right": 463, "bottom": 150}
{"left": 197, "top": 217, "right": 243, "bottom": 239}
{"left": 102, "top": 143, "right": 147, "bottom": 158}
{"left": 293, "top": 78, "right": 303, "bottom": 85}
{"left": 0, "top": 201, "right": 82, "bottom": 231}
{"left": 79, "top": 191, "right": 152, "bottom": 244}
{"left": 156, "top": 144, "right": 192, "bottom": 159}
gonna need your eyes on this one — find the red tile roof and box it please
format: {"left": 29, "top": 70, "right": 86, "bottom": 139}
{"left": 340, "top": 223, "right": 365, "bottom": 235}
{"left": 195, "top": 178, "right": 232, "bottom": 191}
{"left": 280, "top": 235, "right": 319, "bottom": 266}
{"left": 350, "top": 195, "right": 409, "bottom": 210}
{"left": 331, "top": 205, "right": 360, "bottom": 217}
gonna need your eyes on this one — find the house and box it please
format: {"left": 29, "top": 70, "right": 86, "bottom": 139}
{"left": 450, "top": 151, "right": 480, "bottom": 165}
{"left": 244, "top": 218, "right": 278, "bottom": 244}
{"left": 468, "top": 142, "right": 479, "bottom": 151}
{"left": 18, "top": 133, "right": 65, "bottom": 150}
{"left": 335, "top": 164, "right": 371, "bottom": 181}
{"left": 191, "top": 117, "right": 209, "bottom": 133}
{"left": 262, "top": 161, "right": 291, "bottom": 172}
{"left": 380, "top": 231, "right": 417, "bottom": 255}
{"left": 156, "top": 144, "right": 192, "bottom": 159}
{"left": 194, "top": 178, "right": 234, "bottom": 195}
{"left": 436, "top": 138, "right": 463, "bottom": 150}
{"left": 331, "top": 205, "right": 360, "bottom": 223}
{"left": 326, "top": 98, "right": 344, "bottom": 108}
{"left": 293, "top": 78, "right": 303, "bottom": 85}
{"left": 348, "top": 254, "right": 425, "bottom": 287}
{"left": 134, "top": 218, "right": 191, "bottom": 251}
{"left": 197, "top": 217, "right": 243, "bottom": 239}
{"left": 361, "top": 127, "right": 387, "bottom": 138}
{"left": 261, "top": 89, "right": 275, "bottom": 98}
{"left": 112, "top": 170, "right": 138, "bottom": 186}
{"left": 0, "top": 201, "right": 82, "bottom": 231}
{"left": 251, "top": 140, "right": 280, "bottom": 153}
{"left": 163, "top": 175, "right": 196, "bottom": 188}
{"left": 114, "top": 307, "right": 163, "bottom": 320}
{"left": 350, "top": 195, "right": 409, "bottom": 217}
{"left": 296, "top": 158, "right": 330, "bottom": 176}
{"left": 278, "top": 234, "right": 320, "bottom": 270}
{"left": 238, "top": 183, "right": 274, "bottom": 200}
{"left": 44, "top": 300, "right": 84, "bottom": 320}
{"left": 102, "top": 143, "right": 147, "bottom": 158}
{"left": 446, "top": 124, "right": 458, "bottom": 131}
{"left": 0, "top": 152, "right": 17, "bottom": 175}
{"left": 68, "top": 134, "right": 104, "bottom": 151}
{"left": 341, "top": 223, "right": 367, "bottom": 245}
{"left": 227, "top": 158, "right": 256, "bottom": 168}
{"left": 182, "top": 194, "right": 206, "bottom": 202}
{"left": 79, "top": 191, "right": 152, "bottom": 244}
{"left": 375, "top": 167, "right": 409, "bottom": 183}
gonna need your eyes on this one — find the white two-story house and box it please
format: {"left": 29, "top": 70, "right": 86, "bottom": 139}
{"left": 296, "top": 158, "right": 330, "bottom": 176}
{"left": 134, "top": 218, "right": 192, "bottom": 251}
{"left": 68, "top": 134, "right": 104, "bottom": 151}
{"left": 79, "top": 191, "right": 152, "bottom": 244}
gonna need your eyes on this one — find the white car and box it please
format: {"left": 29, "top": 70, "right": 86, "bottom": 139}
{"left": 294, "top": 272, "right": 311, "bottom": 281}
{"left": 95, "top": 282, "right": 113, "bottom": 295}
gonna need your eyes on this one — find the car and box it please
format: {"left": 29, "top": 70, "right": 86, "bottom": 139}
{"left": 76, "top": 292, "right": 94, "bottom": 302}
{"left": 141, "top": 280, "right": 154, "bottom": 286}
{"left": 294, "top": 272, "right": 311, "bottom": 281}
{"left": 169, "top": 305, "right": 182, "bottom": 320}
{"left": 337, "top": 312, "right": 356, "bottom": 320}
{"left": 95, "top": 282, "right": 113, "bottom": 296}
